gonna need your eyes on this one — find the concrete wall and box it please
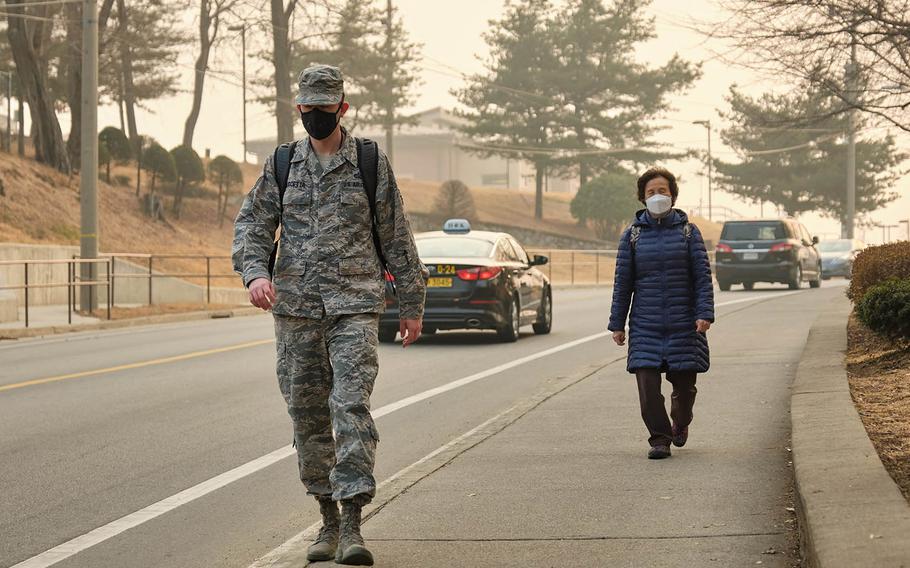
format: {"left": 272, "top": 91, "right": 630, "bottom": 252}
{"left": 0, "top": 243, "right": 248, "bottom": 309}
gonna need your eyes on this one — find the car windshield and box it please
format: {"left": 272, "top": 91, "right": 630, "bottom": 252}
{"left": 416, "top": 236, "right": 494, "bottom": 258}
{"left": 721, "top": 222, "right": 787, "bottom": 241}
{"left": 817, "top": 240, "right": 852, "bottom": 253}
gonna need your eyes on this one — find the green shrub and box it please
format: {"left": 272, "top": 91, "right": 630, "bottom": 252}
{"left": 855, "top": 278, "right": 910, "bottom": 339}
{"left": 848, "top": 241, "right": 910, "bottom": 303}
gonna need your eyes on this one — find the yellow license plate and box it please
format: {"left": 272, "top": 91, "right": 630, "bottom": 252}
{"left": 436, "top": 264, "right": 456, "bottom": 275}
{"left": 427, "top": 277, "right": 453, "bottom": 288}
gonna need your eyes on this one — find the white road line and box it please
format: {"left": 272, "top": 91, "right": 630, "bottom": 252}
{"left": 10, "top": 289, "right": 801, "bottom": 568}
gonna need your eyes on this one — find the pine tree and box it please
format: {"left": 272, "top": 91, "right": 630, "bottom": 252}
{"left": 208, "top": 155, "right": 244, "bottom": 226}
{"left": 715, "top": 86, "right": 904, "bottom": 224}
{"left": 556, "top": 0, "right": 699, "bottom": 186}
{"left": 456, "top": 0, "right": 567, "bottom": 220}
{"left": 102, "top": 0, "right": 184, "bottom": 143}
{"left": 170, "top": 145, "right": 205, "bottom": 218}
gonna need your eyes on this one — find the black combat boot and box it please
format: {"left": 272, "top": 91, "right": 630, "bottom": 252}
{"left": 306, "top": 497, "right": 339, "bottom": 562}
{"left": 335, "top": 500, "right": 374, "bottom": 566}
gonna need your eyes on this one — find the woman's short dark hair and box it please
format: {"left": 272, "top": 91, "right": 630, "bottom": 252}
{"left": 637, "top": 167, "right": 679, "bottom": 204}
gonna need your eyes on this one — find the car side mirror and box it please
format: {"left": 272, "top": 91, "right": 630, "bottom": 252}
{"left": 812, "top": 236, "right": 819, "bottom": 245}
{"left": 529, "top": 254, "right": 549, "bottom": 266}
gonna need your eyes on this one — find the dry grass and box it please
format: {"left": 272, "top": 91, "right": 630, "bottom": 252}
{"left": 846, "top": 314, "right": 910, "bottom": 503}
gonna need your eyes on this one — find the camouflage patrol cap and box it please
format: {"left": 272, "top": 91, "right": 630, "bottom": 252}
{"left": 295, "top": 64, "right": 344, "bottom": 106}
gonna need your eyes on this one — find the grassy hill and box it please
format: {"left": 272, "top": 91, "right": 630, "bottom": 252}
{"left": 0, "top": 152, "right": 721, "bottom": 287}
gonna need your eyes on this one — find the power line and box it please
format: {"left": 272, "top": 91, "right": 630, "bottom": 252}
{"left": 1, "top": 0, "right": 80, "bottom": 7}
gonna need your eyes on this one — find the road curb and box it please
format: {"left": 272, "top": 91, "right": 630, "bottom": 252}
{"left": 791, "top": 294, "right": 910, "bottom": 567}
{"left": 0, "top": 306, "right": 263, "bottom": 340}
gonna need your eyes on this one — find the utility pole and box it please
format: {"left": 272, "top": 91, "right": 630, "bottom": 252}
{"left": 228, "top": 24, "right": 248, "bottom": 162}
{"left": 844, "top": 38, "right": 858, "bottom": 239}
{"left": 383, "top": 0, "right": 394, "bottom": 167}
{"left": 79, "top": 0, "right": 99, "bottom": 312}
{"left": 693, "top": 120, "right": 713, "bottom": 222}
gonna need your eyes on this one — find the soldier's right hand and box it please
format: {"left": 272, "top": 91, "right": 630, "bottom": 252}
{"left": 248, "top": 278, "right": 276, "bottom": 311}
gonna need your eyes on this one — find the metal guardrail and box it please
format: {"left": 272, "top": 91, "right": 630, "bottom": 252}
{"left": 527, "top": 249, "right": 618, "bottom": 285}
{"left": 0, "top": 258, "right": 112, "bottom": 327}
{"left": 0, "top": 249, "right": 720, "bottom": 327}
{"left": 527, "top": 248, "right": 717, "bottom": 285}
{"left": 0, "top": 254, "right": 237, "bottom": 328}
{"left": 100, "top": 253, "right": 236, "bottom": 306}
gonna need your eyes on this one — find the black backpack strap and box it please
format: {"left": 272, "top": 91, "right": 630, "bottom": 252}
{"left": 268, "top": 140, "right": 298, "bottom": 276}
{"left": 273, "top": 140, "right": 297, "bottom": 207}
{"left": 356, "top": 137, "right": 395, "bottom": 293}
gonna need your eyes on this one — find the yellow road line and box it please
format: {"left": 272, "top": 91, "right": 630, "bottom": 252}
{"left": 0, "top": 339, "right": 275, "bottom": 393}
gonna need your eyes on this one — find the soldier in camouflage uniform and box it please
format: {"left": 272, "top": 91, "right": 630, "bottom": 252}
{"left": 232, "top": 64, "right": 426, "bottom": 566}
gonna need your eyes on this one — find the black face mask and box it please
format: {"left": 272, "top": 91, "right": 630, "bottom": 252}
{"left": 300, "top": 103, "right": 342, "bottom": 140}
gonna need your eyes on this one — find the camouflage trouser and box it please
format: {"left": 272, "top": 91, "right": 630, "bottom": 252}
{"left": 273, "top": 312, "right": 380, "bottom": 504}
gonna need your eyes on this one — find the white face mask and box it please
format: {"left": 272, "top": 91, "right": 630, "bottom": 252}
{"left": 646, "top": 194, "right": 672, "bottom": 216}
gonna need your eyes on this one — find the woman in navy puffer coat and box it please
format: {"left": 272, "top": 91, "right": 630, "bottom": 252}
{"left": 608, "top": 167, "right": 715, "bottom": 460}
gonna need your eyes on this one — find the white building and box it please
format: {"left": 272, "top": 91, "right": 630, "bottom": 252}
{"left": 247, "top": 107, "right": 578, "bottom": 194}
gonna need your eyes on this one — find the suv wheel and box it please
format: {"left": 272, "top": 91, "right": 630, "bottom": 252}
{"left": 532, "top": 289, "right": 552, "bottom": 335}
{"left": 497, "top": 296, "right": 520, "bottom": 342}
{"left": 788, "top": 266, "right": 803, "bottom": 290}
{"left": 743, "top": 282, "right": 755, "bottom": 291}
{"left": 719, "top": 280, "right": 732, "bottom": 292}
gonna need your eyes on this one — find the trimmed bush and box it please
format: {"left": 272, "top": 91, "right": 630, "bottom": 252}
{"left": 848, "top": 241, "right": 910, "bottom": 303}
{"left": 433, "top": 180, "right": 475, "bottom": 222}
{"left": 855, "top": 278, "right": 910, "bottom": 339}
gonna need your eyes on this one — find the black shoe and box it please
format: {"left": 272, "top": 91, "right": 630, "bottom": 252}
{"left": 648, "top": 445, "right": 671, "bottom": 459}
{"left": 672, "top": 423, "right": 689, "bottom": 448}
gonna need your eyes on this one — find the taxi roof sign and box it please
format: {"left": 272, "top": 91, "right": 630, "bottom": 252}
{"left": 442, "top": 219, "right": 471, "bottom": 234}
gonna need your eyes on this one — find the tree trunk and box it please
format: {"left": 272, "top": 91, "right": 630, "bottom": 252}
{"left": 118, "top": 95, "right": 125, "bottom": 132}
{"left": 135, "top": 141, "right": 142, "bottom": 196}
{"left": 116, "top": 0, "right": 139, "bottom": 143}
{"left": 172, "top": 178, "right": 183, "bottom": 218}
{"left": 64, "top": 1, "right": 82, "bottom": 167}
{"left": 6, "top": 6, "right": 70, "bottom": 173}
{"left": 534, "top": 162, "right": 544, "bottom": 219}
{"left": 183, "top": 0, "right": 214, "bottom": 149}
{"left": 270, "top": 0, "right": 295, "bottom": 143}
{"left": 17, "top": 82, "right": 24, "bottom": 156}
{"left": 383, "top": 0, "right": 394, "bottom": 166}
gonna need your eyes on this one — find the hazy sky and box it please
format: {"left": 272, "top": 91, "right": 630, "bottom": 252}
{"left": 84, "top": 0, "right": 908, "bottom": 244}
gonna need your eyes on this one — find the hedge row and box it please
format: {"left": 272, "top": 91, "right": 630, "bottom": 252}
{"left": 847, "top": 241, "right": 910, "bottom": 303}
{"left": 856, "top": 278, "right": 910, "bottom": 339}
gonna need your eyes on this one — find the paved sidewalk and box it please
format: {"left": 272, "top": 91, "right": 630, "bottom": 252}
{"left": 347, "top": 290, "right": 827, "bottom": 567}
{"left": 0, "top": 304, "right": 101, "bottom": 329}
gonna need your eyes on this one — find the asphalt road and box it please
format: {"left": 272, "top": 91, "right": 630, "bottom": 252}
{"left": 0, "top": 283, "right": 845, "bottom": 568}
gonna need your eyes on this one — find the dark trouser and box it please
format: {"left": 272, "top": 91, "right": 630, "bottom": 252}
{"left": 634, "top": 369, "right": 698, "bottom": 447}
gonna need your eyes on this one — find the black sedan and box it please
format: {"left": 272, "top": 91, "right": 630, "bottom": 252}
{"left": 379, "top": 220, "right": 552, "bottom": 343}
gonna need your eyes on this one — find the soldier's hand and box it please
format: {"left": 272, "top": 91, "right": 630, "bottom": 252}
{"left": 400, "top": 318, "right": 422, "bottom": 348}
{"left": 248, "top": 278, "right": 276, "bottom": 311}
